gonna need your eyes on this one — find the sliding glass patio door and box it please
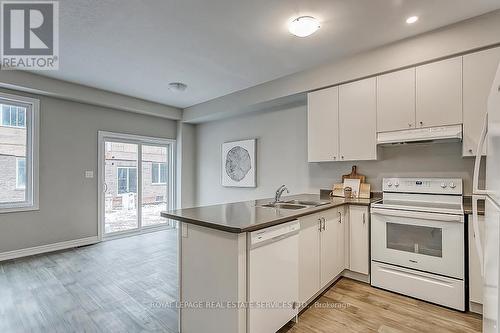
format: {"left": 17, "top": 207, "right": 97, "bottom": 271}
{"left": 99, "top": 132, "right": 175, "bottom": 238}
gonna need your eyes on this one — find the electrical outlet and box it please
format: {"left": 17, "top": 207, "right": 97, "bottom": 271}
{"left": 84, "top": 170, "right": 94, "bottom": 179}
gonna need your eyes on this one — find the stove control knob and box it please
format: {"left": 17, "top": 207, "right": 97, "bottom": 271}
{"left": 441, "top": 182, "right": 447, "bottom": 189}
{"left": 449, "top": 182, "right": 456, "bottom": 189}
{"left": 394, "top": 181, "right": 400, "bottom": 188}
{"left": 387, "top": 181, "right": 393, "bottom": 187}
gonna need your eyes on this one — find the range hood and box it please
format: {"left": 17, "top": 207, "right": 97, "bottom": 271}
{"left": 377, "top": 124, "right": 463, "bottom": 145}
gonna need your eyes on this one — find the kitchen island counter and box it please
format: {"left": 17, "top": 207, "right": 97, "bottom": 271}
{"left": 161, "top": 193, "right": 380, "bottom": 233}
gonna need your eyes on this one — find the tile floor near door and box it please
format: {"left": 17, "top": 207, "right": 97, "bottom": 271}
{"left": 280, "top": 278, "right": 482, "bottom": 333}
{"left": 0, "top": 229, "right": 481, "bottom": 333}
{"left": 0, "top": 229, "right": 179, "bottom": 333}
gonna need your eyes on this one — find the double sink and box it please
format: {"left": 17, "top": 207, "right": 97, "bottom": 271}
{"left": 259, "top": 199, "right": 330, "bottom": 210}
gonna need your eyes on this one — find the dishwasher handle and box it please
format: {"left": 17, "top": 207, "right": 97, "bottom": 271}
{"left": 250, "top": 220, "right": 300, "bottom": 249}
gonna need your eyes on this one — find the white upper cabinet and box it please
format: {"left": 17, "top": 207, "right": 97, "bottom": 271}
{"left": 307, "top": 87, "right": 339, "bottom": 162}
{"left": 463, "top": 47, "right": 500, "bottom": 156}
{"left": 339, "top": 77, "right": 377, "bottom": 161}
{"left": 416, "top": 57, "right": 463, "bottom": 128}
{"left": 377, "top": 68, "right": 416, "bottom": 132}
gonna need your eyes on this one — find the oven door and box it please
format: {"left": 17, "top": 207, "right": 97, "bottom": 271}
{"left": 371, "top": 208, "right": 464, "bottom": 279}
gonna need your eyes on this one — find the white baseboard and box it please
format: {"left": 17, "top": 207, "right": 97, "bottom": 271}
{"left": 469, "top": 301, "right": 483, "bottom": 314}
{"left": 342, "top": 270, "right": 370, "bottom": 283}
{"left": 0, "top": 236, "right": 99, "bottom": 262}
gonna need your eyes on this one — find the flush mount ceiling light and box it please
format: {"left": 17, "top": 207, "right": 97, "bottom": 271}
{"left": 168, "top": 82, "right": 187, "bottom": 92}
{"left": 406, "top": 16, "right": 419, "bottom": 24}
{"left": 288, "top": 16, "right": 320, "bottom": 37}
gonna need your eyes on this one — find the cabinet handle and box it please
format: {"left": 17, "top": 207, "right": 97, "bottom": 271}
{"left": 469, "top": 149, "right": 473, "bottom": 154}
{"left": 338, "top": 211, "right": 342, "bottom": 223}
{"left": 341, "top": 156, "right": 344, "bottom": 160}
{"left": 322, "top": 217, "right": 326, "bottom": 231}
{"left": 333, "top": 156, "right": 336, "bottom": 160}
{"left": 362, "top": 213, "right": 366, "bottom": 225}
{"left": 419, "top": 121, "right": 423, "bottom": 127}
{"left": 408, "top": 123, "right": 412, "bottom": 128}
{"left": 318, "top": 218, "right": 322, "bottom": 232}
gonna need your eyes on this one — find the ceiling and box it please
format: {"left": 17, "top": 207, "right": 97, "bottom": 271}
{"left": 36, "top": 0, "right": 500, "bottom": 108}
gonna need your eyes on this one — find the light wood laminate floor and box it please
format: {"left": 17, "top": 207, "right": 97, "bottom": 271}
{"left": 280, "top": 278, "right": 482, "bottom": 333}
{"left": 0, "top": 229, "right": 179, "bottom": 333}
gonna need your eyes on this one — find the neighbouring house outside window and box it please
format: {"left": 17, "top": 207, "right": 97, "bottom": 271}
{"left": 151, "top": 162, "right": 167, "bottom": 184}
{"left": 1, "top": 105, "right": 26, "bottom": 128}
{"left": 117, "top": 167, "right": 137, "bottom": 194}
{"left": 0, "top": 92, "right": 39, "bottom": 213}
{"left": 16, "top": 158, "right": 26, "bottom": 189}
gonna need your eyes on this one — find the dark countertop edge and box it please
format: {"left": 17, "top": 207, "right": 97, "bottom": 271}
{"left": 161, "top": 197, "right": 381, "bottom": 234}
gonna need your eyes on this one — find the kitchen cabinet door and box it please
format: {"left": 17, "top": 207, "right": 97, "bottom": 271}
{"left": 469, "top": 214, "right": 485, "bottom": 305}
{"left": 349, "top": 206, "right": 369, "bottom": 275}
{"left": 334, "top": 207, "right": 346, "bottom": 277}
{"left": 377, "top": 68, "right": 416, "bottom": 132}
{"left": 463, "top": 47, "right": 500, "bottom": 156}
{"left": 339, "top": 78, "right": 377, "bottom": 161}
{"left": 307, "top": 87, "right": 339, "bottom": 162}
{"left": 298, "top": 213, "right": 321, "bottom": 304}
{"left": 416, "top": 57, "right": 462, "bottom": 128}
{"left": 320, "top": 208, "right": 341, "bottom": 288}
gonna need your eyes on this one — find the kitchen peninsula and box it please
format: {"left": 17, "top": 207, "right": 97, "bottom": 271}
{"left": 162, "top": 193, "right": 379, "bottom": 333}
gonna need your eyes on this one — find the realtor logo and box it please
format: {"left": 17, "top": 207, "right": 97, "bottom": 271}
{"left": 1, "top": 1, "right": 59, "bottom": 70}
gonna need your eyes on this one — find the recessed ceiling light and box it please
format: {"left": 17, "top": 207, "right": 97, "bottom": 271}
{"left": 168, "top": 82, "right": 187, "bottom": 92}
{"left": 406, "top": 16, "right": 419, "bottom": 24}
{"left": 288, "top": 16, "right": 320, "bottom": 37}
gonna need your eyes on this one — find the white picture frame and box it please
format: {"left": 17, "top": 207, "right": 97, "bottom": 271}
{"left": 221, "top": 139, "right": 256, "bottom": 187}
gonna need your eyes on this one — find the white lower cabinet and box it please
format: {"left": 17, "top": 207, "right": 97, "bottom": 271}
{"left": 349, "top": 206, "right": 370, "bottom": 275}
{"left": 299, "top": 205, "right": 369, "bottom": 305}
{"left": 320, "top": 209, "right": 343, "bottom": 288}
{"left": 298, "top": 213, "right": 322, "bottom": 304}
{"left": 468, "top": 214, "right": 485, "bottom": 308}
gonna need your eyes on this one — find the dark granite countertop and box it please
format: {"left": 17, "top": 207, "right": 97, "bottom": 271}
{"left": 161, "top": 193, "right": 381, "bottom": 233}
{"left": 463, "top": 196, "right": 485, "bottom": 216}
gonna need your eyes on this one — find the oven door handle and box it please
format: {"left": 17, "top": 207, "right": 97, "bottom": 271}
{"left": 371, "top": 208, "right": 464, "bottom": 223}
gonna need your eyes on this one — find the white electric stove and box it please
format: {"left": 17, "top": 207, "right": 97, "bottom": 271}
{"left": 370, "top": 177, "right": 465, "bottom": 311}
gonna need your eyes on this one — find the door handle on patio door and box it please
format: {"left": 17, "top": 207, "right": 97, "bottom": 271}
{"left": 103, "top": 183, "right": 108, "bottom": 193}
{"left": 472, "top": 195, "right": 484, "bottom": 277}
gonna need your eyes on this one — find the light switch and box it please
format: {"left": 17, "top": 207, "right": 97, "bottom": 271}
{"left": 84, "top": 170, "right": 94, "bottom": 179}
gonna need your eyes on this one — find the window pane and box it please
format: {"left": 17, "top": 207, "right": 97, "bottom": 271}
{"left": 17, "top": 108, "right": 25, "bottom": 127}
{"left": 160, "top": 163, "right": 167, "bottom": 184}
{"left": 17, "top": 158, "right": 26, "bottom": 188}
{"left": 104, "top": 142, "right": 138, "bottom": 233}
{"left": 142, "top": 145, "right": 168, "bottom": 227}
{"left": 0, "top": 101, "right": 29, "bottom": 205}
{"left": 2, "top": 105, "right": 11, "bottom": 126}
{"left": 10, "top": 106, "right": 16, "bottom": 126}
{"left": 128, "top": 168, "right": 137, "bottom": 193}
{"left": 152, "top": 163, "right": 159, "bottom": 184}
{"left": 117, "top": 168, "right": 128, "bottom": 194}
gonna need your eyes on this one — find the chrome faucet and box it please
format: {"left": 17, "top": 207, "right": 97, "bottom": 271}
{"left": 274, "top": 185, "right": 290, "bottom": 203}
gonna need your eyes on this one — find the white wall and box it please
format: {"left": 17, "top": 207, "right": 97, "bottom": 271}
{"left": 195, "top": 105, "right": 483, "bottom": 206}
{"left": 0, "top": 89, "right": 177, "bottom": 253}
{"left": 177, "top": 122, "right": 197, "bottom": 208}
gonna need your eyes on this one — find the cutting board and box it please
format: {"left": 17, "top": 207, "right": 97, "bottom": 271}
{"left": 342, "top": 165, "right": 366, "bottom": 183}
